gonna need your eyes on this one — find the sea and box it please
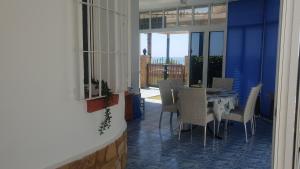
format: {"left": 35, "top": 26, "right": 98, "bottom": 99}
{"left": 151, "top": 57, "right": 185, "bottom": 64}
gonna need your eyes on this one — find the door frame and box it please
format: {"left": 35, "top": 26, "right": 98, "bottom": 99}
{"left": 294, "top": 49, "right": 300, "bottom": 169}
{"left": 273, "top": 0, "right": 300, "bottom": 168}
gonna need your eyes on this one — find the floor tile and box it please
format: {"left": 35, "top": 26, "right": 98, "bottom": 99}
{"left": 127, "top": 101, "right": 272, "bottom": 169}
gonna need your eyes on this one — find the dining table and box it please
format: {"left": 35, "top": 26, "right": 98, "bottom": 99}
{"left": 206, "top": 88, "right": 239, "bottom": 122}
{"left": 206, "top": 88, "right": 239, "bottom": 139}
{"left": 175, "top": 87, "right": 239, "bottom": 120}
{"left": 174, "top": 86, "right": 239, "bottom": 138}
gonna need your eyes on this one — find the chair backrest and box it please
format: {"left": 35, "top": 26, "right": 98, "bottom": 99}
{"left": 212, "top": 78, "right": 234, "bottom": 90}
{"left": 158, "top": 80, "right": 174, "bottom": 106}
{"left": 250, "top": 84, "right": 262, "bottom": 117}
{"left": 178, "top": 88, "right": 208, "bottom": 125}
{"left": 243, "top": 84, "right": 262, "bottom": 122}
{"left": 169, "top": 79, "right": 184, "bottom": 89}
{"left": 169, "top": 79, "right": 184, "bottom": 102}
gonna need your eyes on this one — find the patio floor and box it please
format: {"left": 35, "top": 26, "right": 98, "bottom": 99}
{"left": 141, "top": 87, "right": 161, "bottom": 103}
{"left": 126, "top": 101, "right": 272, "bottom": 169}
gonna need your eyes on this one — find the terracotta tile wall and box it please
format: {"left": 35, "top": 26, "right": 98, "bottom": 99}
{"left": 57, "top": 132, "right": 127, "bottom": 169}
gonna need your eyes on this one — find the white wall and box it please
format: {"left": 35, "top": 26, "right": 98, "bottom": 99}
{"left": 0, "top": 0, "right": 127, "bottom": 169}
{"left": 273, "top": 0, "right": 300, "bottom": 168}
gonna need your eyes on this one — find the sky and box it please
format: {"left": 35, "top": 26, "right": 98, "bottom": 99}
{"left": 209, "top": 32, "right": 224, "bottom": 56}
{"left": 140, "top": 33, "right": 189, "bottom": 58}
{"left": 140, "top": 32, "right": 224, "bottom": 58}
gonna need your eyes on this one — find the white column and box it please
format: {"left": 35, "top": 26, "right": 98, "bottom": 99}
{"left": 128, "top": 0, "right": 140, "bottom": 93}
{"left": 273, "top": 0, "right": 300, "bottom": 168}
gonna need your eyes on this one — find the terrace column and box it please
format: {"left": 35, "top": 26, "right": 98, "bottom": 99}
{"left": 147, "top": 33, "right": 152, "bottom": 57}
{"left": 166, "top": 33, "right": 170, "bottom": 64}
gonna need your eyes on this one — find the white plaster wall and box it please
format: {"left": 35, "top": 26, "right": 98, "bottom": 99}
{"left": 0, "top": 0, "right": 127, "bottom": 169}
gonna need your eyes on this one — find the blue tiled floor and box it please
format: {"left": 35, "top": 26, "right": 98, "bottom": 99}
{"left": 127, "top": 101, "right": 272, "bottom": 169}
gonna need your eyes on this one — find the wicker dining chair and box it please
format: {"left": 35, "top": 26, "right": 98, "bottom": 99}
{"left": 158, "top": 80, "right": 178, "bottom": 128}
{"left": 223, "top": 84, "right": 262, "bottom": 142}
{"left": 177, "top": 88, "right": 215, "bottom": 147}
{"left": 212, "top": 78, "right": 234, "bottom": 90}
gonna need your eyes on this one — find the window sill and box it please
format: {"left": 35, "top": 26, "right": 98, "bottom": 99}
{"left": 86, "top": 94, "right": 119, "bottom": 113}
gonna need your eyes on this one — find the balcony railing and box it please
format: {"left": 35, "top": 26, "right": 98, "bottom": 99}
{"left": 147, "top": 63, "right": 185, "bottom": 87}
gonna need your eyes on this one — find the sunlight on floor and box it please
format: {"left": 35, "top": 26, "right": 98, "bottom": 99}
{"left": 141, "top": 87, "right": 162, "bottom": 103}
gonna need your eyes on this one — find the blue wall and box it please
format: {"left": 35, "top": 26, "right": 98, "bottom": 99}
{"left": 226, "top": 0, "right": 280, "bottom": 118}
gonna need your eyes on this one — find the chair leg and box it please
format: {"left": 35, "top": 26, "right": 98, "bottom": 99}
{"left": 244, "top": 123, "right": 248, "bottom": 143}
{"left": 250, "top": 118, "right": 253, "bottom": 133}
{"left": 217, "top": 121, "right": 221, "bottom": 135}
{"left": 190, "top": 124, "right": 193, "bottom": 140}
{"left": 225, "top": 119, "right": 228, "bottom": 130}
{"left": 176, "top": 117, "right": 180, "bottom": 129}
{"left": 170, "top": 112, "right": 173, "bottom": 127}
{"left": 204, "top": 125, "right": 207, "bottom": 147}
{"left": 253, "top": 116, "right": 257, "bottom": 131}
{"left": 251, "top": 118, "right": 255, "bottom": 135}
{"left": 178, "top": 122, "right": 182, "bottom": 140}
{"left": 159, "top": 112, "right": 163, "bottom": 128}
{"left": 213, "top": 120, "right": 215, "bottom": 137}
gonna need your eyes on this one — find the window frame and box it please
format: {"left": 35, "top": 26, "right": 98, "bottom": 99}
{"left": 139, "top": 3, "right": 227, "bottom": 33}
{"left": 78, "top": 0, "right": 130, "bottom": 100}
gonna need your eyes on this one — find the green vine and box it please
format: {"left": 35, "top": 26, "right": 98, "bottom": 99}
{"left": 98, "top": 80, "right": 112, "bottom": 135}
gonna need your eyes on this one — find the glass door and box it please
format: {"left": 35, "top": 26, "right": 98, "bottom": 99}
{"left": 189, "top": 31, "right": 225, "bottom": 87}
{"left": 207, "top": 31, "right": 225, "bottom": 87}
{"left": 189, "top": 32, "right": 204, "bottom": 86}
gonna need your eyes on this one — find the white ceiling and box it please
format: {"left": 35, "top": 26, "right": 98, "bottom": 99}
{"left": 139, "top": 0, "right": 227, "bottom": 11}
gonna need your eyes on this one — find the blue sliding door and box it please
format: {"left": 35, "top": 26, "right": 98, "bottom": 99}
{"left": 226, "top": 0, "right": 280, "bottom": 118}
